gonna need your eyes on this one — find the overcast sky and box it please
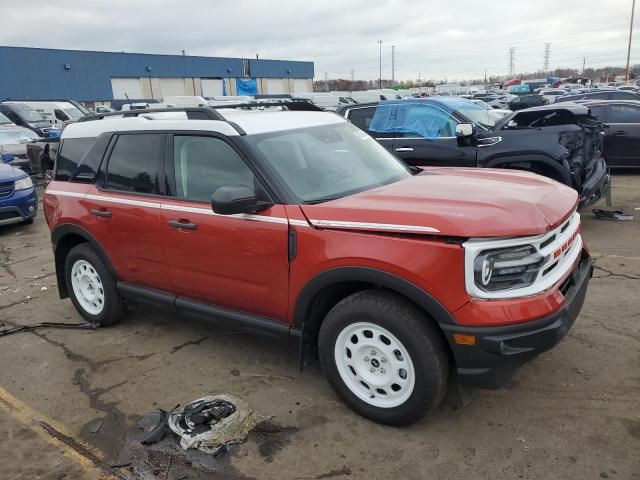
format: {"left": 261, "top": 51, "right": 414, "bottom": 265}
{"left": 1, "top": 0, "right": 638, "bottom": 81}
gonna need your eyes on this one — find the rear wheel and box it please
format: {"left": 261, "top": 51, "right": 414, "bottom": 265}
{"left": 65, "top": 243, "right": 126, "bottom": 326}
{"left": 318, "top": 290, "right": 449, "bottom": 426}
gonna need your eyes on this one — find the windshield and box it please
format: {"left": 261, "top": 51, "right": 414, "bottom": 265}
{"left": 0, "top": 128, "right": 39, "bottom": 144}
{"left": 246, "top": 122, "right": 411, "bottom": 203}
{"left": 8, "top": 104, "right": 46, "bottom": 122}
{"left": 455, "top": 107, "right": 498, "bottom": 129}
{"left": 64, "top": 107, "right": 84, "bottom": 119}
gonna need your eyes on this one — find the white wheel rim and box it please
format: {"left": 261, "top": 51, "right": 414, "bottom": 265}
{"left": 70, "top": 260, "right": 105, "bottom": 315}
{"left": 334, "top": 322, "right": 415, "bottom": 409}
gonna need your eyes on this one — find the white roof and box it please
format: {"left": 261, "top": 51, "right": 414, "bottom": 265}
{"left": 61, "top": 109, "right": 346, "bottom": 139}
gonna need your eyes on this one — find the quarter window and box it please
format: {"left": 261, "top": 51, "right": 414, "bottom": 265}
{"left": 55, "top": 137, "right": 96, "bottom": 181}
{"left": 105, "top": 134, "right": 164, "bottom": 194}
{"left": 172, "top": 136, "right": 255, "bottom": 203}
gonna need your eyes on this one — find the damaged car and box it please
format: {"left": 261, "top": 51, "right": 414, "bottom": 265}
{"left": 337, "top": 98, "right": 609, "bottom": 209}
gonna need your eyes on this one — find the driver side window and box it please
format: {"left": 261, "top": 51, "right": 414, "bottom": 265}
{"left": 398, "top": 105, "right": 458, "bottom": 138}
{"left": 173, "top": 136, "right": 255, "bottom": 203}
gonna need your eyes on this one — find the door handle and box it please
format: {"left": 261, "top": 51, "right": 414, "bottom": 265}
{"left": 612, "top": 130, "right": 627, "bottom": 136}
{"left": 168, "top": 219, "right": 198, "bottom": 231}
{"left": 395, "top": 147, "right": 414, "bottom": 152}
{"left": 90, "top": 208, "right": 112, "bottom": 219}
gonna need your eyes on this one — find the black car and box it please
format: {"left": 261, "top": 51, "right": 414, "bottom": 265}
{"left": 0, "top": 102, "right": 52, "bottom": 137}
{"left": 336, "top": 98, "right": 610, "bottom": 209}
{"left": 580, "top": 99, "right": 640, "bottom": 167}
{"left": 508, "top": 94, "right": 548, "bottom": 111}
{"left": 556, "top": 90, "right": 640, "bottom": 103}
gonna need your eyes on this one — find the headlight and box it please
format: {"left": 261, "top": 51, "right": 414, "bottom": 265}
{"left": 14, "top": 176, "right": 34, "bottom": 191}
{"left": 473, "top": 245, "right": 545, "bottom": 292}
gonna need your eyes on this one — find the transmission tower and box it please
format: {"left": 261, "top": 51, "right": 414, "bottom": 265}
{"left": 508, "top": 47, "right": 516, "bottom": 78}
{"left": 544, "top": 43, "right": 551, "bottom": 73}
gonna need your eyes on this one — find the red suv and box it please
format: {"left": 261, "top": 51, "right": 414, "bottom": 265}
{"left": 44, "top": 106, "right": 592, "bottom": 425}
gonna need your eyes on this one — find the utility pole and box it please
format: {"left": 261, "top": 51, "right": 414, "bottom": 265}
{"left": 391, "top": 45, "right": 396, "bottom": 86}
{"left": 350, "top": 69, "right": 355, "bottom": 94}
{"left": 484, "top": 69, "right": 487, "bottom": 86}
{"left": 582, "top": 57, "right": 586, "bottom": 75}
{"left": 625, "top": 0, "right": 636, "bottom": 83}
{"left": 324, "top": 72, "right": 329, "bottom": 92}
{"left": 378, "top": 40, "right": 383, "bottom": 89}
{"left": 508, "top": 47, "right": 516, "bottom": 78}
{"left": 544, "top": 43, "right": 551, "bottom": 73}
{"left": 418, "top": 72, "right": 421, "bottom": 87}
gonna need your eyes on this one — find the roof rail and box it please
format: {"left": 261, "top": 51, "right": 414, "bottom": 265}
{"left": 78, "top": 107, "right": 226, "bottom": 122}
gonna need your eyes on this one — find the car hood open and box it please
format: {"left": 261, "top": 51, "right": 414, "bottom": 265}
{"left": 300, "top": 168, "right": 578, "bottom": 238}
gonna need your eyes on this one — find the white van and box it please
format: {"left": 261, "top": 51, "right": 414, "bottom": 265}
{"left": 12, "top": 101, "right": 85, "bottom": 126}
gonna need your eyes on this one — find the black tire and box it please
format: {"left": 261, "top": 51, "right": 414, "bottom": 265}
{"left": 318, "top": 290, "right": 449, "bottom": 426}
{"left": 64, "top": 243, "right": 126, "bottom": 326}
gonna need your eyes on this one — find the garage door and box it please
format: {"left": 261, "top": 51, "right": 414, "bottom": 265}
{"left": 266, "top": 78, "right": 285, "bottom": 94}
{"left": 293, "top": 79, "right": 310, "bottom": 93}
{"left": 111, "top": 78, "right": 143, "bottom": 99}
{"left": 201, "top": 79, "right": 224, "bottom": 97}
{"left": 159, "top": 78, "right": 187, "bottom": 97}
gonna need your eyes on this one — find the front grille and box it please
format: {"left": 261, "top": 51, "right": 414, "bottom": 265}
{"left": 0, "top": 181, "right": 14, "bottom": 198}
{"left": 0, "top": 211, "right": 19, "bottom": 221}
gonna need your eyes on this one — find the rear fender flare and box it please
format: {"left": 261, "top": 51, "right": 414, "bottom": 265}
{"left": 51, "top": 224, "right": 117, "bottom": 298}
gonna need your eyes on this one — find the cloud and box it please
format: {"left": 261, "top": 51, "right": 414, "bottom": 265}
{"left": 0, "top": 0, "right": 637, "bottom": 81}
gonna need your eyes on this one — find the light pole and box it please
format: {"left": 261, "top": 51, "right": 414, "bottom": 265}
{"left": 378, "top": 40, "right": 383, "bottom": 89}
{"left": 625, "top": 0, "right": 636, "bottom": 83}
{"left": 391, "top": 45, "right": 396, "bottom": 86}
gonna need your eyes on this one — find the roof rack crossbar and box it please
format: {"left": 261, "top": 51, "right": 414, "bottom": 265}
{"left": 78, "top": 107, "right": 226, "bottom": 122}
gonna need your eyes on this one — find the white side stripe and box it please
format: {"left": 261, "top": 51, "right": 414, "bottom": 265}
{"left": 309, "top": 219, "right": 440, "bottom": 233}
{"left": 46, "top": 191, "right": 437, "bottom": 233}
{"left": 46, "top": 190, "right": 85, "bottom": 198}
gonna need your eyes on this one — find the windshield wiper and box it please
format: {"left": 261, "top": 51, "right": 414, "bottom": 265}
{"left": 304, "top": 195, "right": 344, "bottom": 205}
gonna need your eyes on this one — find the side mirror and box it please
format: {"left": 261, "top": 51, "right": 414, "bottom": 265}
{"left": 455, "top": 123, "right": 475, "bottom": 137}
{"left": 211, "top": 185, "right": 273, "bottom": 215}
{"left": 1, "top": 152, "right": 14, "bottom": 163}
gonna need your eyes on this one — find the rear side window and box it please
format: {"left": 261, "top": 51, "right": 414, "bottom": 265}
{"left": 347, "top": 107, "right": 394, "bottom": 138}
{"left": 614, "top": 91, "right": 640, "bottom": 100}
{"left": 105, "top": 134, "right": 164, "bottom": 194}
{"left": 605, "top": 104, "right": 640, "bottom": 123}
{"left": 55, "top": 137, "right": 96, "bottom": 181}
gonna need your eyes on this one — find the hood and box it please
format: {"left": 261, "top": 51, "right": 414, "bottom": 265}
{"left": 300, "top": 168, "right": 578, "bottom": 238}
{"left": 0, "top": 162, "right": 25, "bottom": 180}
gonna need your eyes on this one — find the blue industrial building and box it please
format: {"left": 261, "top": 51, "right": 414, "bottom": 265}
{"left": 0, "top": 46, "right": 315, "bottom": 102}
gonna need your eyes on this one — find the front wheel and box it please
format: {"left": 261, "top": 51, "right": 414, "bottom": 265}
{"left": 318, "top": 290, "right": 450, "bottom": 426}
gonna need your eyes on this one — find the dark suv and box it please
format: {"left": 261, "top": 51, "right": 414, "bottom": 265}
{"left": 556, "top": 90, "right": 640, "bottom": 103}
{"left": 337, "top": 98, "right": 610, "bottom": 209}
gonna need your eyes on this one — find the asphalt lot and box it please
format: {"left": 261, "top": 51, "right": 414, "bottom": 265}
{"left": 0, "top": 174, "right": 639, "bottom": 480}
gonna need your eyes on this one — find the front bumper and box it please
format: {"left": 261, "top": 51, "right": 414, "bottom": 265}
{"left": 441, "top": 252, "right": 592, "bottom": 389}
{"left": 0, "top": 187, "right": 38, "bottom": 226}
{"left": 578, "top": 157, "right": 609, "bottom": 209}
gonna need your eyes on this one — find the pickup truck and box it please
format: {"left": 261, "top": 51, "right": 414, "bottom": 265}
{"left": 337, "top": 98, "right": 610, "bottom": 209}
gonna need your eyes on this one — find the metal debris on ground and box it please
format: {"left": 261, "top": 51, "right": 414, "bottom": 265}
{"left": 167, "top": 395, "right": 270, "bottom": 455}
{"left": 0, "top": 321, "right": 96, "bottom": 337}
{"left": 592, "top": 209, "right": 634, "bottom": 221}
